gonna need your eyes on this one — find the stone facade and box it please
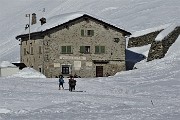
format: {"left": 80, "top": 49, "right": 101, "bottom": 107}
{"left": 16, "top": 14, "right": 131, "bottom": 78}
{"left": 147, "top": 26, "right": 180, "bottom": 61}
{"left": 128, "top": 30, "right": 162, "bottom": 48}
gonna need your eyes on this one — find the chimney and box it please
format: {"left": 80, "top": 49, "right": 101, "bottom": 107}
{"left": 31, "top": 13, "right": 37, "bottom": 25}
{"left": 39, "top": 17, "right": 46, "bottom": 25}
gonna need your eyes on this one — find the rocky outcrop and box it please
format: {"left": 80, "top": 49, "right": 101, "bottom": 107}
{"left": 128, "top": 30, "right": 162, "bottom": 48}
{"left": 147, "top": 26, "right": 180, "bottom": 61}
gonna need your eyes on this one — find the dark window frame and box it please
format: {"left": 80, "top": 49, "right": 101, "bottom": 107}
{"left": 61, "top": 46, "right": 72, "bottom": 54}
{"left": 95, "top": 46, "right": 105, "bottom": 54}
{"left": 62, "top": 66, "right": 70, "bottom": 74}
{"left": 81, "top": 29, "right": 94, "bottom": 37}
{"left": 80, "top": 46, "right": 90, "bottom": 54}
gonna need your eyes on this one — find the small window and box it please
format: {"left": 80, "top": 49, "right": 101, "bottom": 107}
{"left": 39, "top": 68, "right": 42, "bottom": 72}
{"left": 95, "top": 46, "right": 105, "bottom": 54}
{"left": 39, "top": 46, "right": 42, "bottom": 54}
{"left": 114, "top": 38, "right": 120, "bottom": 43}
{"left": 81, "top": 29, "right": 94, "bottom": 37}
{"left": 61, "top": 46, "right": 72, "bottom": 54}
{"left": 45, "top": 55, "right": 49, "bottom": 61}
{"left": 87, "top": 30, "right": 94, "bottom": 36}
{"left": 30, "top": 47, "right": 33, "bottom": 55}
{"left": 62, "top": 65, "right": 70, "bottom": 74}
{"left": 24, "top": 48, "right": 26, "bottom": 55}
{"left": 80, "top": 46, "right": 90, "bottom": 54}
{"left": 81, "top": 29, "right": 85, "bottom": 36}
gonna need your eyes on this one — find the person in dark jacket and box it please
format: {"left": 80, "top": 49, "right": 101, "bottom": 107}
{"left": 68, "top": 75, "right": 76, "bottom": 91}
{"left": 59, "top": 75, "right": 64, "bottom": 90}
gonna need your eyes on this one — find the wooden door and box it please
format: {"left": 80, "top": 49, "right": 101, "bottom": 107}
{"left": 96, "top": 66, "right": 103, "bottom": 77}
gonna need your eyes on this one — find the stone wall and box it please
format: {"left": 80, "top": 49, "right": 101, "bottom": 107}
{"left": 147, "top": 26, "right": 180, "bottom": 61}
{"left": 128, "top": 30, "right": 162, "bottom": 48}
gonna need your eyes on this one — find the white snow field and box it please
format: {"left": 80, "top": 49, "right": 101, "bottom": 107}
{"left": 0, "top": 0, "right": 180, "bottom": 119}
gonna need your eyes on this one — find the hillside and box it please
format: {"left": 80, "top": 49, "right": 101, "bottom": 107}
{"left": 0, "top": 0, "right": 180, "bottom": 61}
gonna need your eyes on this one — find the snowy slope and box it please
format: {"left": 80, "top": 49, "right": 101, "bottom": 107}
{"left": 0, "top": 0, "right": 180, "bottom": 119}
{"left": 0, "top": 0, "right": 180, "bottom": 61}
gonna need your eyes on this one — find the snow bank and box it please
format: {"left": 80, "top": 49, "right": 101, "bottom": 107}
{"left": 127, "top": 44, "right": 151, "bottom": 58}
{"left": 130, "top": 24, "right": 170, "bottom": 38}
{"left": 165, "top": 35, "right": 180, "bottom": 58}
{"left": 10, "top": 67, "right": 46, "bottom": 78}
{"left": 0, "top": 61, "right": 16, "bottom": 67}
{"left": 155, "top": 23, "right": 177, "bottom": 41}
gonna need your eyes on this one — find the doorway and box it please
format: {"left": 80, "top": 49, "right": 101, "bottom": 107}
{"left": 96, "top": 66, "right": 103, "bottom": 77}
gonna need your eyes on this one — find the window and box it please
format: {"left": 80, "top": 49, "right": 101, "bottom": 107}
{"left": 39, "top": 46, "right": 42, "bottom": 54}
{"left": 62, "top": 65, "right": 70, "bottom": 74}
{"left": 45, "top": 55, "right": 49, "bottom": 61}
{"left": 95, "top": 46, "right": 105, "bottom": 54}
{"left": 81, "top": 29, "right": 94, "bottom": 37}
{"left": 39, "top": 68, "right": 42, "bottom": 73}
{"left": 30, "top": 47, "right": 33, "bottom": 55}
{"left": 24, "top": 48, "right": 26, "bottom": 55}
{"left": 81, "top": 30, "right": 85, "bottom": 36}
{"left": 80, "top": 46, "right": 90, "bottom": 54}
{"left": 87, "top": 30, "right": 94, "bottom": 36}
{"left": 61, "top": 46, "right": 72, "bottom": 54}
{"left": 114, "top": 38, "right": 120, "bottom": 43}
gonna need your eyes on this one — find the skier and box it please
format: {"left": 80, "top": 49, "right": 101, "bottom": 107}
{"left": 68, "top": 75, "right": 76, "bottom": 91}
{"left": 59, "top": 75, "right": 64, "bottom": 90}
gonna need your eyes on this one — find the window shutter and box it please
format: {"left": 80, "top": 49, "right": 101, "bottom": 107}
{"left": 80, "top": 46, "right": 85, "bottom": 53}
{"left": 67, "top": 46, "right": 71, "bottom": 53}
{"left": 91, "top": 30, "right": 94, "bottom": 36}
{"left": 39, "top": 46, "right": 42, "bottom": 54}
{"left": 101, "top": 46, "right": 105, "bottom": 53}
{"left": 61, "top": 46, "right": 66, "bottom": 53}
{"left": 81, "top": 29, "right": 84, "bottom": 36}
{"left": 95, "top": 46, "right": 99, "bottom": 53}
{"left": 31, "top": 47, "right": 33, "bottom": 54}
{"left": 24, "top": 48, "right": 26, "bottom": 55}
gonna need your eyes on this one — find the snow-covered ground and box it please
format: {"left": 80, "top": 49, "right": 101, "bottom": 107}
{"left": 1, "top": 38, "right": 180, "bottom": 119}
{"left": 0, "top": 0, "right": 180, "bottom": 119}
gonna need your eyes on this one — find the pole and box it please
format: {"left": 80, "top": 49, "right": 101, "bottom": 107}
{"left": 26, "top": 14, "right": 31, "bottom": 41}
{"left": 29, "top": 15, "right": 30, "bottom": 41}
{"left": 26, "top": 14, "right": 31, "bottom": 67}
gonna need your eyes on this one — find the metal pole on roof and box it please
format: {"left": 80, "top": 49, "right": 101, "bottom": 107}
{"left": 25, "top": 14, "right": 31, "bottom": 41}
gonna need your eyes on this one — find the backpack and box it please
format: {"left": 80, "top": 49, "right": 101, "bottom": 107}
{"left": 59, "top": 78, "right": 64, "bottom": 83}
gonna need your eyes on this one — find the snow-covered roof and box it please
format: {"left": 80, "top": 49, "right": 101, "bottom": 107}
{"left": 16, "top": 12, "right": 131, "bottom": 39}
{"left": 25, "top": 12, "right": 84, "bottom": 34}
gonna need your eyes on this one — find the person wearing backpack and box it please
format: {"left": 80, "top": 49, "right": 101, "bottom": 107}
{"left": 68, "top": 75, "right": 76, "bottom": 91}
{"left": 59, "top": 75, "right": 64, "bottom": 90}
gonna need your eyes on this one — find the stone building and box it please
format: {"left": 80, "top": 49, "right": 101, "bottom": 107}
{"left": 16, "top": 14, "right": 131, "bottom": 78}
